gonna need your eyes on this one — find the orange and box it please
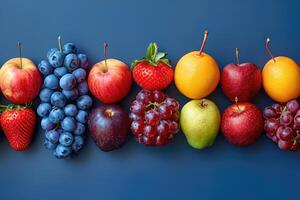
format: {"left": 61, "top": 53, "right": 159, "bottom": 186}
{"left": 262, "top": 56, "right": 300, "bottom": 102}
{"left": 175, "top": 51, "right": 220, "bottom": 99}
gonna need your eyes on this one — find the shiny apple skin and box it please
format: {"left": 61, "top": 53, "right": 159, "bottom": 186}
{"left": 88, "top": 58, "right": 132, "bottom": 104}
{"left": 0, "top": 58, "right": 42, "bottom": 104}
{"left": 88, "top": 104, "right": 130, "bottom": 151}
{"left": 221, "top": 63, "right": 262, "bottom": 102}
{"left": 221, "top": 102, "right": 263, "bottom": 146}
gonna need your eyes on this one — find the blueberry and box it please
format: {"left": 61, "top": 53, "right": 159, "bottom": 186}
{"left": 75, "top": 110, "right": 88, "bottom": 123}
{"left": 72, "top": 136, "right": 84, "bottom": 152}
{"left": 45, "top": 129, "right": 60, "bottom": 144}
{"left": 50, "top": 91, "right": 67, "bottom": 107}
{"left": 54, "top": 144, "right": 72, "bottom": 158}
{"left": 64, "top": 104, "right": 78, "bottom": 117}
{"left": 59, "top": 132, "right": 74, "bottom": 146}
{"left": 64, "top": 53, "right": 79, "bottom": 71}
{"left": 78, "top": 81, "right": 89, "bottom": 95}
{"left": 77, "top": 95, "right": 93, "bottom": 110}
{"left": 59, "top": 73, "right": 76, "bottom": 90}
{"left": 44, "top": 74, "right": 59, "bottom": 89}
{"left": 38, "top": 60, "right": 53, "bottom": 76}
{"left": 47, "top": 48, "right": 58, "bottom": 59}
{"left": 61, "top": 117, "right": 76, "bottom": 132}
{"left": 54, "top": 67, "right": 68, "bottom": 78}
{"left": 49, "top": 108, "right": 65, "bottom": 123}
{"left": 62, "top": 88, "right": 79, "bottom": 100}
{"left": 39, "top": 88, "right": 54, "bottom": 102}
{"left": 41, "top": 117, "right": 56, "bottom": 131}
{"left": 44, "top": 139, "right": 57, "bottom": 150}
{"left": 78, "top": 54, "right": 88, "bottom": 69}
{"left": 37, "top": 103, "right": 52, "bottom": 117}
{"left": 72, "top": 68, "right": 86, "bottom": 83}
{"left": 74, "top": 122, "right": 85, "bottom": 135}
{"left": 63, "top": 43, "right": 77, "bottom": 54}
{"left": 48, "top": 50, "right": 65, "bottom": 68}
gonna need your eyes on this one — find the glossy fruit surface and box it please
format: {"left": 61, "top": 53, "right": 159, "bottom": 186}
{"left": 88, "top": 104, "right": 130, "bottom": 151}
{"left": 180, "top": 99, "right": 220, "bottom": 149}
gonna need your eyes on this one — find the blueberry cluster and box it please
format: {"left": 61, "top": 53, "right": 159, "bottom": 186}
{"left": 37, "top": 39, "right": 92, "bottom": 158}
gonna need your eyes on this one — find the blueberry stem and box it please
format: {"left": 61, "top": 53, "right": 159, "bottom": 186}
{"left": 58, "top": 36, "right": 63, "bottom": 52}
{"left": 17, "top": 42, "right": 23, "bottom": 68}
{"left": 199, "top": 30, "right": 208, "bottom": 55}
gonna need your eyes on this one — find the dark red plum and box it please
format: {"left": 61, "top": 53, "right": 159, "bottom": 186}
{"left": 88, "top": 105, "right": 130, "bottom": 151}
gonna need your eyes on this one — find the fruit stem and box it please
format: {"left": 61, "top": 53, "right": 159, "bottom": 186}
{"left": 234, "top": 97, "right": 241, "bottom": 112}
{"left": 235, "top": 48, "right": 240, "bottom": 65}
{"left": 58, "top": 36, "right": 63, "bottom": 52}
{"left": 199, "top": 30, "right": 208, "bottom": 55}
{"left": 103, "top": 42, "right": 108, "bottom": 73}
{"left": 266, "top": 37, "right": 276, "bottom": 62}
{"left": 17, "top": 42, "right": 23, "bottom": 68}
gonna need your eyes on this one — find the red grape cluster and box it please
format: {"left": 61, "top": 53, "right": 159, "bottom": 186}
{"left": 130, "top": 90, "right": 180, "bottom": 146}
{"left": 263, "top": 99, "right": 300, "bottom": 151}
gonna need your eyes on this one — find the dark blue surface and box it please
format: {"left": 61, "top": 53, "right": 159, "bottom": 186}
{"left": 0, "top": 0, "right": 299, "bottom": 199}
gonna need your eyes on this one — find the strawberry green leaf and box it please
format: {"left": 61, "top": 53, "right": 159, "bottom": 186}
{"left": 160, "top": 58, "right": 171, "bottom": 67}
{"left": 155, "top": 52, "right": 166, "bottom": 63}
{"left": 146, "top": 43, "right": 158, "bottom": 61}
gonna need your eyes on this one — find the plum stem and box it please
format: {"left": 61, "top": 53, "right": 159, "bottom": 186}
{"left": 103, "top": 42, "right": 109, "bottom": 73}
{"left": 58, "top": 36, "right": 63, "bottom": 52}
{"left": 235, "top": 48, "right": 240, "bottom": 65}
{"left": 234, "top": 97, "right": 241, "bottom": 112}
{"left": 199, "top": 30, "right": 208, "bottom": 55}
{"left": 17, "top": 42, "right": 23, "bottom": 68}
{"left": 266, "top": 37, "right": 276, "bottom": 62}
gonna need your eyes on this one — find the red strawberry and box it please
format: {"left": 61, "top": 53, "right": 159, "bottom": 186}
{"left": 0, "top": 107, "right": 36, "bottom": 151}
{"left": 132, "top": 43, "right": 174, "bottom": 90}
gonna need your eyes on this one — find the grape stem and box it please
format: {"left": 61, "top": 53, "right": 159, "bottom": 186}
{"left": 103, "top": 42, "right": 109, "bottom": 73}
{"left": 199, "top": 30, "right": 208, "bottom": 55}
{"left": 17, "top": 42, "right": 23, "bottom": 68}
{"left": 235, "top": 48, "right": 240, "bottom": 65}
{"left": 266, "top": 37, "right": 276, "bottom": 62}
{"left": 146, "top": 102, "right": 160, "bottom": 110}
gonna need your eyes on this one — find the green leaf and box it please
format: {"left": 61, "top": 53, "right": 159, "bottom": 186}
{"left": 146, "top": 42, "right": 157, "bottom": 61}
{"left": 131, "top": 60, "right": 140, "bottom": 69}
{"left": 155, "top": 52, "right": 166, "bottom": 63}
{"left": 160, "top": 58, "right": 171, "bottom": 67}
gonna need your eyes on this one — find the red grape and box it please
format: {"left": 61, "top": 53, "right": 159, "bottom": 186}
{"left": 279, "top": 127, "right": 294, "bottom": 141}
{"left": 131, "top": 120, "right": 144, "bottom": 136}
{"left": 272, "top": 103, "right": 282, "bottom": 113}
{"left": 129, "top": 112, "right": 142, "bottom": 121}
{"left": 264, "top": 118, "right": 280, "bottom": 134}
{"left": 144, "top": 110, "right": 160, "bottom": 125}
{"left": 130, "top": 100, "right": 145, "bottom": 115}
{"left": 136, "top": 90, "right": 153, "bottom": 103}
{"left": 165, "top": 97, "right": 179, "bottom": 110}
{"left": 278, "top": 139, "right": 293, "bottom": 150}
{"left": 152, "top": 90, "right": 166, "bottom": 103}
{"left": 158, "top": 103, "right": 172, "bottom": 119}
{"left": 294, "top": 114, "right": 300, "bottom": 128}
{"left": 286, "top": 99, "right": 299, "bottom": 114}
{"left": 280, "top": 111, "right": 293, "bottom": 126}
{"left": 143, "top": 125, "right": 157, "bottom": 138}
{"left": 263, "top": 106, "right": 277, "bottom": 119}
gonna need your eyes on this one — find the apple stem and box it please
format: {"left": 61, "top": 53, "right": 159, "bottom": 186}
{"left": 58, "top": 36, "right": 63, "bottom": 52}
{"left": 266, "top": 37, "right": 276, "bottom": 62}
{"left": 234, "top": 97, "right": 241, "bottom": 112}
{"left": 235, "top": 48, "right": 240, "bottom": 65}
{"left": 17, "top": 42, "right": 23, "bottom": 68}
{"left": 103, "top": 42, "right": 108, "bottom": 72}
{"left": 199, "top": 30, "right": 208, "bottom": 55}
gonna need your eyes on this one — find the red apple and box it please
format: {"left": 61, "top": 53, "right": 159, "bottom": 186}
{"left": 88, "top": 43, "right": 132, "bottom": 103}
{"left": 221, "top": 48, "right": 261, "bottom": 102}
{"left": 221, "top": 102, "right": 263, "bottom": 146}
{"left": 0, "top": 58, "right": 42, "bottom": 104}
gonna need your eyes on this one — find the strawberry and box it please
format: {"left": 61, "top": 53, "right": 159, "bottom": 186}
{"left": 131, "top": 43, "right": 174, "bottom": 90}
{"left": 0, "top": 106, "right": 36, "bottom": 151}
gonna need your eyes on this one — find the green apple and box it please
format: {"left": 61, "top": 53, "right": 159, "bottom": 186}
{"left": 180, "top": 99, "right": 221, "bottom": 149}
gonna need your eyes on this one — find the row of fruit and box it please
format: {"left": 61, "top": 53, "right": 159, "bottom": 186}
{"left": 0, "top": 31, "right": 299, "bottom": 159}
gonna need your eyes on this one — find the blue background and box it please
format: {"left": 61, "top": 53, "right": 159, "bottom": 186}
{"left": 0, "top": 0, "right": 299, "bottom": 199}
